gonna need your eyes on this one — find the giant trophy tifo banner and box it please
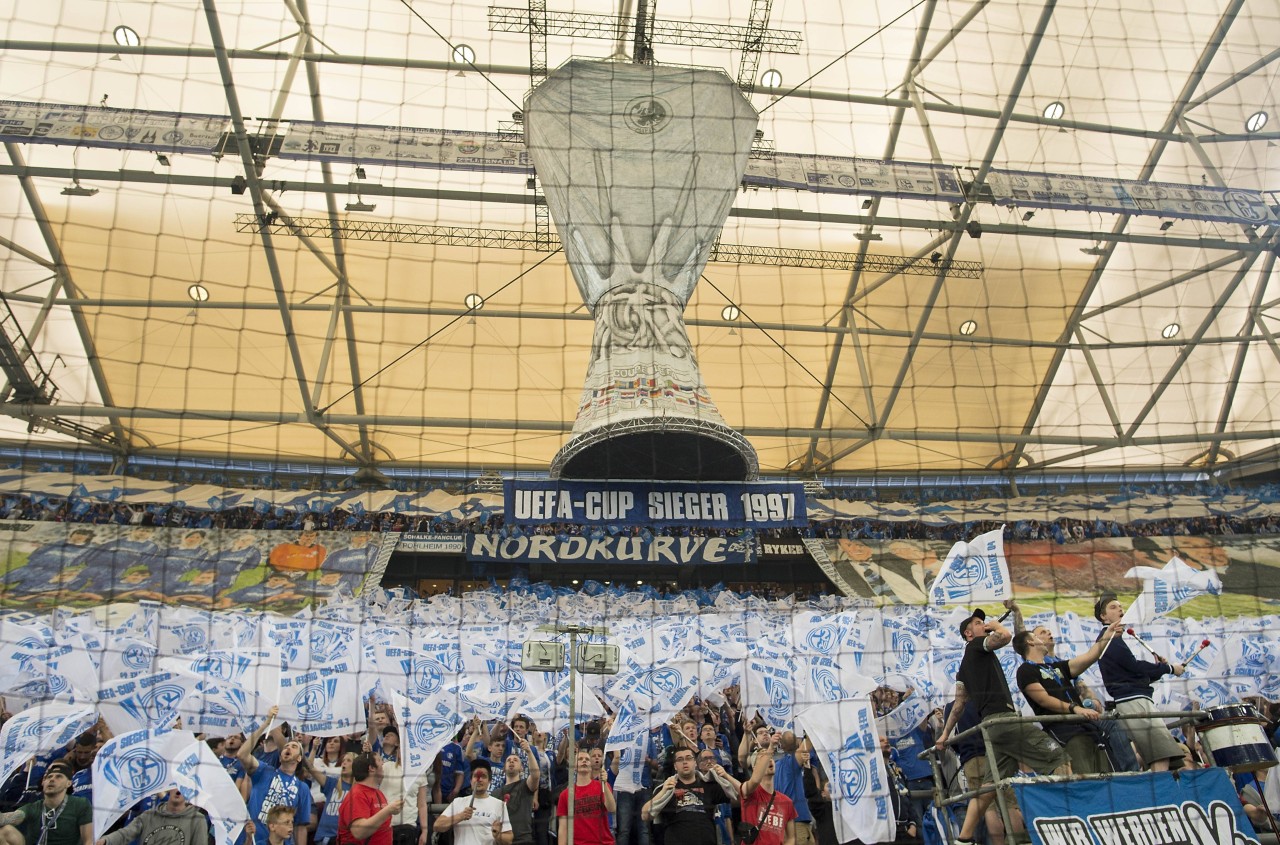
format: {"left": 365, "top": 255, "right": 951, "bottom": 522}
{"left": 803, "top": 533, "right": 1280, "bottom": 617}
{"left": 1013, "top": 769, "right": 1259, "bottom": 845}
{"left": 0, "top": 524, "right": 390, "bottom": 609}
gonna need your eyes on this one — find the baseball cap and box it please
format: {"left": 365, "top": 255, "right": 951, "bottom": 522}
{"left": 45, "top": 761, "right": 73, "bottom": 779}
{"left": 957, "top": 608, "right": 986, "bottom": 636}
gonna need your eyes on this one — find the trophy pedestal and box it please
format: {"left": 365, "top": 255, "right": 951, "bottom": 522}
{"left": 550, "top": 282, "right": 757, "bottom": 481}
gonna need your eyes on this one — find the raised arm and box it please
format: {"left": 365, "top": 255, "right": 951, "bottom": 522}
{"left": 934, "top": 685, "right": 968, "bottom": 751}
{"left": 521, "top": 738, "right": 541, "bottom": 792}
{"left": 349, "top": 799, "right": 404, "bottom": 840}
{"left": 1066, "top": 622, "right": 1125, "bottom": 677}
{"left": 240, "top": 705, "right": 280, "bottom": 774}
{"left": 983, "top": 618, "right": 1012, "bottom": 651}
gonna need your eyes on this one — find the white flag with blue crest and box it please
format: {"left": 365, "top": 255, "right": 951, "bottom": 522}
{"left": 92, "top": 727, "right": 196, "bottom": 836}
{"left": 389, "top": 690, "right": 465, "bottom": 782}
{"left": 97, "top": 670, "right": 200, "bottom": 734}
{"left": 0, "top": 702, "right": 97, "bottom": 785}
{"left": 797, "top": 700, "right": 895, "bottom": 845}
{"left": 1122, "top": 556, "right": 1223, "bottom": 624}
{"left": 173, "top": 739, "right": 251, "bottom": 845}
{"left": 928, "top": 526, "right": 1010, "bottom": 607}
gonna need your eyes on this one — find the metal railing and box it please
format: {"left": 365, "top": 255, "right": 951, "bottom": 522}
{"left": 921, "top": 708, "right": 1209, "bottom": 845}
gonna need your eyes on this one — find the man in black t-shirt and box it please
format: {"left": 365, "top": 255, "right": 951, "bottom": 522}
{"left": 644, "top": 749, "right": 740, "bottom": 845}
{"left": 1013, "top": 622, "right": 1124, "bottom": 774}
{"left": 935, "top": 607, "right": 1070, "bottom": 845}
{"left": 500, "top": 739, "right": 541, "bottom": 845}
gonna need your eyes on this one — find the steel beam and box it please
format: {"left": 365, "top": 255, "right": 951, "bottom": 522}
{"left": 1006, "top": 0, "right": 1247, "bottom": 470}
{"left": 1206, "top": 250, "right": 1276, "bottom": 465}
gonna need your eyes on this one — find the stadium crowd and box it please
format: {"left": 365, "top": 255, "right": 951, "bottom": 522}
{"left": 5, "top": 614, "right": 1280, "bottom": 845}
{"left": 2, "top": 493, "right": 1279, "bottom": 546}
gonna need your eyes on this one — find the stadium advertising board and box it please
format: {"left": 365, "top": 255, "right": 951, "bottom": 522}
{"left": 505, "top": 479, "right": 806, "bottom": 528}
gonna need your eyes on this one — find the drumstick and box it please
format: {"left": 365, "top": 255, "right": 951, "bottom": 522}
{"left": 1185, "top": 638, "right": 1212, "bottom": 663}
{"left": 1125, "top": 628, "right": 1164, "bottom": 661}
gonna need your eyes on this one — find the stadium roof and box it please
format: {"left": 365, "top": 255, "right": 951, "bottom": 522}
{"left": 0, "top": 0, "right": 1277, "bottom": 480}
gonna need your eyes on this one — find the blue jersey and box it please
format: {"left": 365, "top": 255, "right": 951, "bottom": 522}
{"left": 439, "top": 741, "right": 470, "bottom": 799}
{"left": 774, "top": 755, "right": 812, "bottom": 822}
{"left": 69, "top": 768, "right": 92, "bottom": 804}
{"left": 315, "top": 776, "right": 347, "bottom": 842}
{"left": 891, "top": 726, "right": 934, "bottom": 781}
{"left": 247, "top": 763, "right": 312, "bottom": 845}
{"left": 221, "top": 755, "right": 246, "bottom": 783}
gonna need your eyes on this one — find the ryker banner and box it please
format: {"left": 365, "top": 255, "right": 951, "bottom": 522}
{"left": 467, "top": 532, "right": 757, "bottom": 565}
{"left": 1013, "top": 769, "right": 1259, "bottom": 845}
{"left": 505, "top": 479, "right": 807, "bottom": 528}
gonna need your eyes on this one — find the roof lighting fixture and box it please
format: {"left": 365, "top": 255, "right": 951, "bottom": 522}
{"left": 1042, "top": 101, "right": 1065, "bottom": 120}
{"left": 452, "top": 44, "right": 476, "bottom": 64}
{"left": 760, "top": 69, "right": 782, "bottom": 89}
{"left": 187, "top": 284, "right": 210, "bottom": 302}
{"left": 60, "top": 180, "right": 98, "bottom": 197}
{"left": 959, "top": 319, "right": 978, "bottom": 336}
{"left": 1159, "top": 220, "right": 1173, "bottom": 231}
{"left": 155, "top": 153, "right": 170, "bottom": 167}
{"left": 721, "top": 305, "right": 740, "bottom": 321}
{"left": 464, "top": 293, "right": 485, "bottom": 311}
{"left": 854, "top": 232, "right": 883, "bottom": 242}
{"left": 344, "top": 199, "right": 376, "bottom": 212}
{"left": 1161, "top": 322, "right": 1180, "bottom": 339}
{"left": 1080, "top": 243, "right": 1107, "bottom": 256}
{"left": 1246, "top": 111, "right": 1269, "bottom": 133}
{"left": 112, "top": 25, "right": 141, "bottom": 47}
{"left": 930, "top": 251, "right": 943, "bottom": 264}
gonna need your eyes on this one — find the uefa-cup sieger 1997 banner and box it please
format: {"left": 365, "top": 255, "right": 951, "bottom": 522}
{"left": 505, "top": 479, "right": 806, "bottom": 527}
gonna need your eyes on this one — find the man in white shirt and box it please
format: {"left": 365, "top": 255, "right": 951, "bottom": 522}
{"left": 433, "top": 760, "right": 513, "bottom": 845}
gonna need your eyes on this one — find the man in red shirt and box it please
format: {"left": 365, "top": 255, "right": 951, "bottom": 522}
{"left": 557, "top": 750, "right": 616, "bottom": 845}
{"left": 339, "top": 753, "right": 403, "bottom": 845}
{"left": 741, "top": 735, "right": 797, "bottom": 845}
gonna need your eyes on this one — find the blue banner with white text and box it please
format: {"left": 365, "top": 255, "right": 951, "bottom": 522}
{"left": 1013, "top": 769, "right": 1258, "bottom": 845}
{"left": 466, "top": 532, "right": 757, "bottom": 564}
{"left": 504, "top": 479, "right": 807, "bottom": 528}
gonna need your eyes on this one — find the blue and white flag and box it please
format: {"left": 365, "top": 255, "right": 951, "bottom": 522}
{"left": 173, "top": 739, "right": 251, "bottom": 845}
{"left": 97, "top": 671, "right": 200, "bottom": 734}
{"left": 877, "top": 693, "right": 931, "bottom": 742}
{"left": 511, "top": 672, "right": 607, "bottom": 730}
{"left": 0, "top": 702, "right": 97, "bottom": 784}
{"left": 1123, "top": 556, "right": 1223, "bottom": 624}
{"left": 745, "top": 644, "right": 795, "bottom": 730}
{"left": 93, "top": 727, "right": 196, "bottom": 836}
{"left": 278, "top": 661, "right": 365, "bottom": 735}
{"left": 928, "top": 526, "right": 1010, "bottom": 607}
{"left": 797, "top": 700, "right": 895, "bottom": 845}
{"left": 794, "top": 656, "right": 876, "bottom": 707}
{"left": 604, "top": 657, "right": 701, "bottom": 716}
{"left": 389, "top": 690, "right": 465, "bottom": 782}
{"left": 178, "top": 679, "right": 267, "bottom": 736}
{"left": 101, "top": 637, "right": 159, "bottom": 680}
{"left": 603, "top": 700, "right": 652, "bottom": 792}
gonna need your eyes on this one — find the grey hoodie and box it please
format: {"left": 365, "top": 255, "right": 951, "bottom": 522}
{"left": 100, "top": 804, "right": 210, "bottom": 845}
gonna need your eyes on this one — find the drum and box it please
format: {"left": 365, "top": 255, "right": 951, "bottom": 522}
{"left": 1198, "top": 703, "right": 1278, "bottom": 773}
